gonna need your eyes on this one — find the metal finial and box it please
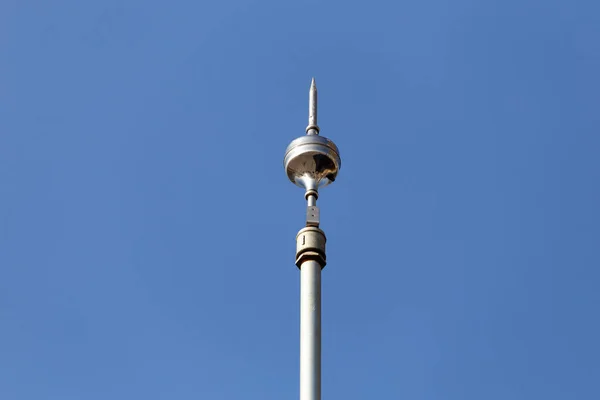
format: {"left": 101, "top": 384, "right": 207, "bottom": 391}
{"left": 306, "top": 78, "right": 319, "bottom": 135}
{"left": 285, "top": 77, "right": 340, "bottom": 194}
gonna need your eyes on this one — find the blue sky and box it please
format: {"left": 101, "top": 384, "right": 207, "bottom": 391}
{"left": 1, "top": 0, "right": 599, "bottom": 399}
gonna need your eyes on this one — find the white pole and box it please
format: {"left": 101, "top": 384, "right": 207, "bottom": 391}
{"left": 285, "top": 79, "right": 339, "bottom": 400}
{"left": 300, "top": 259, "right": 321, "bottom": 400}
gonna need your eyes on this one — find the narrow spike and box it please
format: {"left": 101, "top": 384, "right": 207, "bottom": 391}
{"left": 306, "top": 78, "right": 319, "bottom": 135}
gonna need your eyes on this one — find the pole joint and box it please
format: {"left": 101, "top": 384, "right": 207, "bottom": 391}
{"left": 296, "top": 227, "right": 327, "bottom": 269}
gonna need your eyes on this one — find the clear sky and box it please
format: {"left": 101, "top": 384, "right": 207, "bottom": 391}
{"left": 1, "top": 0, "right": 599, "bottom": 399}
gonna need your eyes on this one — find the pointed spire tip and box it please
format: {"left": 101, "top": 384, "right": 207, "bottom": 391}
{"left": 307, "top": 77, "right": 319, "bottom": 134}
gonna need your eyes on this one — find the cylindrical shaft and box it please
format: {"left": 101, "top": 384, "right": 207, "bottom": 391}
{"left": 300, "top": 260, "right": 321, "bottom": 400}
{"left": 309, "top": 79, "right": 317, "bottom": 127}
{"left": 307, "top": 78, "right": 319, "bottom": 135}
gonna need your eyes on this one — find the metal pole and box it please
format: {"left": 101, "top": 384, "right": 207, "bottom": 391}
{"left": 303, "top": 183, "right": 321, "bottom": 399}
{"left": 300, "top": 259, "right": 321, "bottom": 400}
{"left": 296, "top": 226, "right": 326, "bottom": 400}
{"left": 284, "top": 78, "right": 340, "bottom": 400}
